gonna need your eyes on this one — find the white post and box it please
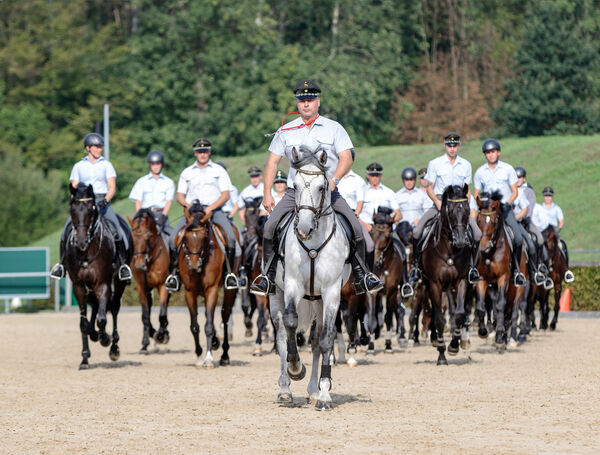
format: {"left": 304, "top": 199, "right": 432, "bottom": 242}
{"left": 4, "top": 299, "right": 8, "bottom": 314}
{"left": 54, "top": 279, "right": 60, "bottom": 312}
{"left": 65, "top": 276, "right": 73, "bottom": 309}
{"left": 103, "top": 104, "right": 110, "bottom": 161}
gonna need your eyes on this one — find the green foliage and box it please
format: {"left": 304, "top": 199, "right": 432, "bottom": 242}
{"left": 564, "top": 266, "right": 600, "bottom": 311}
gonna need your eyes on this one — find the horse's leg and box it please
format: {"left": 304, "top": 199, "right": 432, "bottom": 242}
{"left": 244, "top": 291, "right": 255, "bottom": 337}
{"left": 366, "top": 293, "right": 377, "bottom": 354}
{"left": 88, "top": 300, "right": 99, "bottom": 342}
{"left": 396, "top": 297, "right": 407, "bottom": 346}
{"left": 508, "top": 289, "right": 521, "bottom": 347}
{"left": 495, "top": 280, "right": 508, "bottom": 351}
{"left": 283, "top": 287, "right": 305, "bottom": 381}
{"left": 254, "top": 298, "right": 266, "bottom": 356}
{"left": 447, "top": 290, "right": 461, "bottom": 356}
{"left": 550, "top": 282, "right": 562, "bottom": 331}
{"left": 185, "top": 289, "right": 203, "bottom": 365}
{"left": 429, "top": 283, "right": 447, "bottom": 365}
{"left": 109, "top": 281, "right": 123, "bottom": 361}
{"left": 475, "top": 280, "right": 488, "bottom": 338}
{"left": 344, "top": 297, "right": 359, "bottom": 367}
{"left": 540, "top": 289, "right": 549, "bottom": 330}
{"left": 73, "top": 285, "right": 91, "bottom": 369}
{"left": 270, "top": 290, "right": 292, "bottom": 403}
{"left": 220, "top": 289, "right": 235, "bottom": 366}
{"left": 455, "top": 280, "right": 470, "bottom": 353}
{"left": 334, "top": 306, "right": 346, "bottom": 364}
{"left": 315, "top": 289, "right": 340, "bottom": 411}
{"left": 202, "top": 285, "right": 219, "bottom": 368}
{"left": 308, "top": 302, "right": 323, "bottom": 402}
{"left": 156, "top": 285, "right": 170, "bottom": 344}
{"left": 518, "top": 282, "right": 530, "bottom": 342}
{"left": 138, "top": 283, "right": 151, "bottom": 353}
{"left": 96, "top": 283, "right": 111, "bottom": 347}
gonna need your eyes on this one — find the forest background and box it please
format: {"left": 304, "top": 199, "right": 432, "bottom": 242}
{"left": 1, "top": 0, "right": 599, "bottom": 247}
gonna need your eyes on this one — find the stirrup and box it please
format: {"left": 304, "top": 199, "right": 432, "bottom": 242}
{"left": 513, "top": 272, "right": 526, "bottom": 287}
{"left": 534, "top": 271, "right": 546, "bottom": 286}
{"left": 50, "top": 264, "right": 65, "bottom": 280}
{"left": 250, "top": 274, "right": 275, "bottom": 297}
{"left": 468, "top": 267, "right": 482, "bottom": 284}
{"left": 224, "top": 273, "right": 239, "bottom": 290}
{"left": 165, "top": 274, "right": 180, "bottom": 292}
{"left": 538, "top": 263, "right": 549, "bottom": 275}
{"left": 544, "top": 277, "right": 554, "bottom": 290}
{"left": 118, "top": 264, "right": 132, "bottom": 281}
{"left": 564, "top": 270, "right": 575, "bottom": 283}
{"left": 365, "top": 272, "right": 384, "bottom": 294}
{"left": 401, "top": 283, "right": 414, "bottom": 299}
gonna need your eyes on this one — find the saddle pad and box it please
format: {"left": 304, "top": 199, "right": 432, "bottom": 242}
{"left": 503, "top": 224, "right": 514, "bottom": 253}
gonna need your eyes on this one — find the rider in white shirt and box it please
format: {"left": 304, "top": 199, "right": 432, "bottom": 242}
{"left": 418, "top": 167, "right": 434, "bottom": 210}
{"left": 540, "top": 187, "right": 574, "bottom": 282}
{"left": 395, "top": 167, "right": 428, "bottom": 245}
{"left": 214, "top": 161, "right": 240, "bottom": 220}
{"left": 272, "top": 170, "right": 288, "bottom": 207}
{"left": 238, "top": 166, "right": 268, "bottom": 224}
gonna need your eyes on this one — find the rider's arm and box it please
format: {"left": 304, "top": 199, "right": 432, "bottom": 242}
{"left": 507, "top": 182, "right": 518, "bottom": 206}
{"left": 515, "top": 206, "right": 528, "bottom": 221}
{"left": 425, "top": 182, "right": 441, "bottom": 210}
{"left": 207, "top": 190, "right": 230, "bottom": 212}
{"left": 162, "top": 199, "right": 172, "bottom": 216}
{"left": 355, "top": 200, "right": 364, "bottom": 217}
{"left": 135, "top": 200, "right": 142, "bottom": 211}
{"left": 394, "top": 209, "right": 402, "bottom": 224}
{"left": 263, "top": 152, "right": 282, "bottom": 214}
{"left": 176, "top": 192, "right": 189, "bottom": 208}
{"left": 106, "top": 177, "right": 116, "bottom": 202}
{"left": 331, "top": 149, "right": 352, "bottom": 191}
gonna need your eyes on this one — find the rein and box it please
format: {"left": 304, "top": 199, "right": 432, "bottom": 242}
{"left": 373, "top": 224, "right": 393, "bottom": 270}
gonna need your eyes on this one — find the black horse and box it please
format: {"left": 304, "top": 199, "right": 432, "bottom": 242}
{"left": 421, "top": 184, "right": 472, "bottom": 365}
{"left": 65, "top": 183, "right": 132, "bottom": 369}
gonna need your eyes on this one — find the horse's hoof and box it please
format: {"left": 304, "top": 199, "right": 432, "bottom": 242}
{"left": 384, "top": 347, "right": 393, "bottom": 354}
{"left": 507, "top": 338, "right": 518, "bottom": 349}
{"left": 478, "top": 327, "right": 488, "bottom": 339}
{"left": 244, "top": 316, "right": 253, "bottom": 330}
{"left": 162, "top": 333, "right": 170, "bottom": 344}
{"left": 203, "top": 362, "right": 215, "bottom": 369}
{"left": 99, "top": 334, "right": 111, "bottom": 347}
{"left": 139, "top": 347, "right": 149, "bottom": 355}
{"left": 367, "top": 341, "right": 375, "bottom": 354}
{"left": 277, "top": 392, "right": 293, "bottom": 404}
{"left": 219, "top": 357, "right": 230, "bottom": 366}
{"left": 315, "top": 400, "right": 333, "bottom": 411}
{"left": 109, "top": 346, "right": 120, "bottom": 361}
{"left": 288, "top": 363, "right": 306, "bottom": 381}
{"left": 245, "top": 328, "right": 253, "bottom": 338}
{"left": 437, "top": 357, "right": 448, "bottom": 366}
{"left": 460, "top": 339, "right": 471, "bottom": 350}
{"left": 407, "top": 339, "right": 415, "bottom": 348}
{"left": 549, "top": 322, "right": 556, "bottom": 331}
{"left": 447, "top": 344, "right": 459, "bottom": 356}
{"left": 89, "top": 331, "right": 99, "bottom": 342}
{"left": 253, "top": 346, "right": 263, "bottom": 356}
{"left": 347, "top": 358, "right": 358, "bottom": 368}
{"left": 78, "top": 362, "right": 89, "bottom": 370}
{"left": 398, "top": 337, "right": 408, "bottom": 348}
{"left": 517, "top": 333, "right": 527, "bottom": 343}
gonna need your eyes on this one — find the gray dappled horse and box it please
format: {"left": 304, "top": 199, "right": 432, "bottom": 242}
{"left": 270, "top": 146, "right": 351, "bottom": 410}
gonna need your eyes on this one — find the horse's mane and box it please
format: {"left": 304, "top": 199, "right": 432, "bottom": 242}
{"left": 478, "top": 190, "right": 503, "bottom": 209}
{"left": 72, "top": 182, "right": 95, "bottom": 200}
{"left": 290, "top": 145, "right": 328, "bottom": 173}
{"left": 133, "top": 208, "right": 152, "bottom": 221}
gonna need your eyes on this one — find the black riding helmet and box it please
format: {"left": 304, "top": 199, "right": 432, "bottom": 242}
{"left": 83, "top": 133, "right": 104, "bottom": 148}
{"left": 515, "top": 166, "right": 526, "bottom": 178}
{"left": 402, "top": 167, "right": 417, "bottom": 180}
{"left": 482, "top": 138, "right": 501, "bottom": 153}
{"left": 147, "top": 150, "right": 164, "bottom": 164}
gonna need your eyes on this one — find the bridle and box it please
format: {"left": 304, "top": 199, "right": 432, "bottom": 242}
{"left": 478, "top": 206, "right": 502, "bottom": 254}
{"left": 70, "top": 197, "right": 101, "bottom": 253}
{"left": 373, "top": 222, "right": 393, "bottom": 269}
{"left": 182, "top": 225, "right": 208, "bottom": 271}
{"left": 294, "top": 168, "right": 332, "bottom": 232}
{"left": 132, "top": 221, "right": 163, "bottom": 267}
{"left": 442, "top": 197, "right": 470, "bottom": 247}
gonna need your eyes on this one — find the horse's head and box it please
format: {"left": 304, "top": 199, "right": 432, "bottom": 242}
{"left": 69, "top": 183, "right": 98, "bottom": 251}
{"left": 129, "top": 209, "right": 158, "bottom": 272}
{"left": 291, "top": 146, "right": 330, "bottom": 241}
{"left": 243, "top": 196, "right": 263, "bottom": 239}
{"left": 542, "top": 225, "right": 557, "bottom": 254}
{"left": 476, "top": 191, "right": 503, "bottom": 254}
{"left": 182, "top": 200, "right": 210, "bottom": 272}
{"left": 372, "top": 208, "right": 394, "bottom": 253}
{"left": 441, "top": 184, "right": 470, "bottom": 248}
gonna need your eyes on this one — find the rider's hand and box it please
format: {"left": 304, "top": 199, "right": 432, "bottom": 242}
{"left": 158, "top": 213, "right": 167, "bottom": 226}
{"left": 97, "top": 199, "right": 108, "bottom": 211}
{"left": 263, "top": 193, "right": 275, "bottom": 214}
{"left": 329, "top": 178, "right": 336, "bottom": 192}
{"left": 435, "top": 200, "right": 442, "bottom": 211}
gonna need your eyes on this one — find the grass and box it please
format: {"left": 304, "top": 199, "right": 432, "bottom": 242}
{"left": 32, "top": 134, "right": 600, "bottom": 265}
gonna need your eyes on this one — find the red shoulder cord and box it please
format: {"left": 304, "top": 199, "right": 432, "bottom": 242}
{"left": 264, "top": 112, "right": 320, "bottom": 137}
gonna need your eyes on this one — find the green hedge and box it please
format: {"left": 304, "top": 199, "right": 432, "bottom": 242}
{"left": 567, "top": 266, "right": 600, "bottom": 311}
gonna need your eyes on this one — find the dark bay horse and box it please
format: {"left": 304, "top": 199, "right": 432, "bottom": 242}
{"left": 65, "top": 183, "right": 131, "bottom": 369}
{"left": 538, "top": 226, "right": 568, "bottom": 331}
{"left": 475, "top": 191, "right": 524, "bottom": 350}
{"left": 371, "top": 211, "right": 410, "bottom": 353}
{"left": 421, "top": 184, "right": 471, "bottom": 365}
{"left": 176, "top": 202, "right": 237, "bottom": 368}
{"left": 129, "top": 209, "right": 171, "bottom": 353}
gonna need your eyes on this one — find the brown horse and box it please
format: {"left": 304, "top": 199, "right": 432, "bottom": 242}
{"left": 177, "top": 202, "right": 238, "bottom": 368}
{"left": 421, "top": 184, "right": 471, "bottom": 365}
{"left": 371, "top": 211, "right": 411, "bottom": 353}
{"left": 65, "top": 183, "right": 131, "bottom": 369}
{"left": 538, "top": 226, "right": 568, "bottom": 331}
{"left": 129, "top": 209, "right": 171, "bottom": 353}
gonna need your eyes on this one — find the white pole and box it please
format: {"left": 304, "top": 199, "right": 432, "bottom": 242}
{"left": 54, "top": 279, "right": 60, "bottom": 312}
{"left": 103, "top": 104, "right": 110, "bottom": 161}
{"left": 65, "top": 276, "right": 72, "bottom": 310}
{"left": 4, "top": 299, "right": 8, "bottom": 314}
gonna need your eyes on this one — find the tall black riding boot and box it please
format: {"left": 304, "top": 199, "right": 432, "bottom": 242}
{"left": 408, "top": 237, "right": 422, "bottom": 283}
{"left": 561, "top": 239, "right": 575, "bottom": 282}
{"left": 512, "top": 244, "right": 525, "bottom": 287}
{"left": 468, "top": 241, "right": 483, "bottom": 284}
{"left": 352, "top": 238, "right": 383, "bottom": 295}
{"left": 165, "top": 247, "right": 180, "bottom": 292}
{"left": 250, "top": 238, "right": 277, "bottom": 296}
{"left": 224, "top": 246, "right": 239, "bottom": 289}
{"left": 50, "top": 237, "right": 67, "bottom": 279}
{"left": 116, "top": 239, "right": 132, "bottom": 281}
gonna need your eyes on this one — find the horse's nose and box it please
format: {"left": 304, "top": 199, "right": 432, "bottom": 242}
{"left": 139, "top": 263, "right": 147, "bottom": 272}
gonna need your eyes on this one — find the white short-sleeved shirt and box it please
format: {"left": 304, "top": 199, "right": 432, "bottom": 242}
{"left": 222, "top": 185, "right": 239, "bottom": 213}
{"left": 395, "top": 187, "right": 428, "bottom": 225}
{"left": 469, "top": 194, "right": 478, "bottom": 212}
{"left": 474, "top": 160, "right": 517, "bottom": 204}
{"left": 420, "top": 188, "right": 434, "bottom": 209}
{"left": 268, "top": 115, "right": 353, "bottom": 187}
{"left": 337, "top": 170, "right": 365, "bottom": 210}
{"left": 425, "top": 154, "right": 472, "bottom": 196}
{"left": 128, "top": 173, "right": 175, "bottom": 209}
{"left": 273, "top": 192, "right": 286, "bottom": 207}
{"left": 522, "top": 184, "right": 537, "bottom": 218}
{"left": 359, "top": 184, "right": 399, "bottom": 225}
{"left": 532, "top": 203, "right": 551, "bottom": 231}
{"left": 540, "top": 202, "right": 564, "bottom": 227}
{"left": 177, "top": 160, "right": 232, "bottom": 206}
{"left": 238, "top": 183, "right": 265, "bottom": 209}
{"left": 514, "top": 187, "right": 530, "bottom": 216}
{"left": 69, "top": 156, "right": 116, "bottom": 194}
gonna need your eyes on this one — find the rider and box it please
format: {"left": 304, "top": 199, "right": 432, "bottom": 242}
{"left": 395, "top": 167, "right": 429, "bottom": 245}
{"left": 272, "top": 170, "right": 288, "bottom": 206}
{"left": 473, "top": 138, "right": 526, "bottom": 286}
{"left": 50, "top": 133, "right": 132, "bottom": 281}
{"left": 409, "top": 132, "right": 482, "bottom": 284}
{"left": 214, "top": 161, "right": 240, "bottom": 220}
{"left": 250, "top": 79, "right": 383, "bottom": 296}
{"left": 540, "top": 186, "right": 574, "bottom": 282}
{"left": 165, "top": 138, "right": 239, "bottom": 291}
{"left": 418, "top": 167, "right": 434, "bottom": 210}
{"left": 514, "top": 166, "right": 550, "bottom": 283}
{"left": 238, "top": 166, "right": 268, "bottom": 224}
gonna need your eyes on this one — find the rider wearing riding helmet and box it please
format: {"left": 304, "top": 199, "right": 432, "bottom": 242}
{"left": 473, "top": 138, "right": 526, "bottom": 286}
{"left": 50, "top": 133, "right": 132, "bottom": 281}
{"left": 165, "top": 138, "right": 240, "bottom": 291}
{"left": 395, "top": 167, "right": 429, "bottom": 244}
{"left": 250, "top": 79, "right": 383, "bottom": 297}
{"left": 540, "top": 186, "right": 574, "bottom": 282}
{"left": 238, "top": 166, "right": 269, "bottom": 225}
{"left": 409, "top": 132, "right": 482, "bottom": 284}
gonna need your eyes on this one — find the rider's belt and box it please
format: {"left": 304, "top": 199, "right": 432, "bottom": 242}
{"left": 95, "top": 193, "right": 107, "bottom": 199}
{"left": 149, "top": 206, "right": 164, "bottom": 212}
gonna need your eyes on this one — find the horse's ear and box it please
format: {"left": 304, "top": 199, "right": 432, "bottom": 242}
{"left": 127, "top": 217, "right": 134, "bottom": 227}
{"left": 184, "top": 206, "right": 192, "bottom": 223}
{"left": 475, "top": 195, "right": 481, "bottom": 208}
{"left": 86, "top": 184, "right": 94, "bottom": 197}
{"left": 69, "top": 183, "right": 76, "bottom": 197}
{"left": 291, "top": 146, "right": 299, "bottom": 162}
{"left": 318, "top": 150, "right": 327, "bottom": 166}
{"left": 463, "top": 184, "right": 469, "bottom": 196}
{"left": 200, "top": 212, "right": 211, "bottom": 224}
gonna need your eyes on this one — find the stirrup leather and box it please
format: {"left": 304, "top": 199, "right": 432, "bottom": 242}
{"left": 50, "top": 264, "right": 65, "bottom": 280}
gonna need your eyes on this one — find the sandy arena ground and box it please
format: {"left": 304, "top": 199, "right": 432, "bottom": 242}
{"left": 0, "top": 308, "right": 598, "bottom": 455}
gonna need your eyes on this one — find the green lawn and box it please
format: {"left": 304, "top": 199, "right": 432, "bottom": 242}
{"left": 33, "top": 135, "right": 600, "bottom": 264}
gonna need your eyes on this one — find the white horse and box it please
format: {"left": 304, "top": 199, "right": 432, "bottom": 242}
{"left": 270, "top": 146, "right": 351, "bottom": 410}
